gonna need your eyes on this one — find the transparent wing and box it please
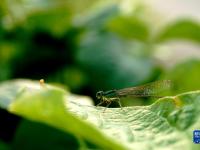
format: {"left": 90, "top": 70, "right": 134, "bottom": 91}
{"left": 116, "top": 80, "right": 171, "bottom": 98}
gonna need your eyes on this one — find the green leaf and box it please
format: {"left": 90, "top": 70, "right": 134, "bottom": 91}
{"left": 160, "top": 59, "right": 200, "bottom": 95}
{"left": 0, "top": 80, "right": 200, "bottom": 149}
{"left": 76, "top": 32, "right": 157, "bottom": 90}
{"left": 0, "top": 80, "right": 126, "bottom": 150}
{"left": 26, "top": 7, "right": 72, "bottom": 37}
{"left": 156, "top": 20, "right": 200, "bottom": 43}
{"left": 69, "top": 91, "right": 200, "bottom": 150}
{"left": 106, "top": 16, "right": 149, "bottom": 41}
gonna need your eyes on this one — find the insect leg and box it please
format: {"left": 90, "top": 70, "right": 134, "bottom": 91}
{"left": 112, "top": 98, "right": 124, "bottom": 111}
{"left": 96, "top": 100, "right": 104, "bottom": 106}
{"left": 109, "top": 97, "right": 123, "bottom": 110}
{"left": 103, "top": 100, "right": 111, "bottom": 112}
{"left": 117, "top": 100, "right": 123, "bottom": 109}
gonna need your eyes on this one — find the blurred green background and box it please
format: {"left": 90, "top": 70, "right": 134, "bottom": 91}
{"left": 0, "top": 0, "right": 200, "bottom": 149}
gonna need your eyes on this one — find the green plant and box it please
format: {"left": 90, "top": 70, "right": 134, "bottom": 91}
{"left": 0, "top": 80, "right": 199, "bottom": 149}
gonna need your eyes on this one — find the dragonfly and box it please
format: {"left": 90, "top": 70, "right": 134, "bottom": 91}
{"left": 96, "top": 80, "right": 171, "bottom": 108}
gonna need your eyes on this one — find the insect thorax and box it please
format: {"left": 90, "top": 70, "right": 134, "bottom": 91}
{"left": 103, "top": 90, "right": 117, "bottom": 98}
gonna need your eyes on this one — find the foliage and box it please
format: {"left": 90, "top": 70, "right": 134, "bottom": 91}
{"left": 156, "top": 20, "right": 200, "bottom": 43}
{"left": 0, "top": 0, "right": 200, "bottom": 150}
{"left": 0, "top": 80, "right": 200, "bottom": 149}
{"left": 161, "top": 59, "right": 200, "bottom": 95}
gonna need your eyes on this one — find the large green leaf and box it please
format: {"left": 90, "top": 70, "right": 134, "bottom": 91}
{"left": 76, "top": 32, "right": 157, "bottom": 91}
{"left": 0, "top": 80, "right": 125, "bottom": 150}
{"left": 155, "top": 20, "right": 200, "bottom": 43}
{"left": 0, "top": 80, "right": 200, "bottom": 149}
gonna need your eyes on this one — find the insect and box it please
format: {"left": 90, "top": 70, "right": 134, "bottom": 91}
{"left": 96, "top": 80, "right": 171, "bottom": 108}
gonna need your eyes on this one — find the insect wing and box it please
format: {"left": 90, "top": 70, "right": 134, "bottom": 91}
{"left": 116, "top": 80, "right": 171, "bottom": 97}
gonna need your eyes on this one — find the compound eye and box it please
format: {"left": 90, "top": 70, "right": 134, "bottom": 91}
{"left": 96, "top": 91, "right": 103, "bottom": 99}
{"left": 96, "top": 92, "right": 100, "bottom": 97}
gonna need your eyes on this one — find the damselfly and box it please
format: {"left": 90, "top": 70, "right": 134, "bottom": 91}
{"left": 96, "top": 80, "right": 171, "bottom": 108}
